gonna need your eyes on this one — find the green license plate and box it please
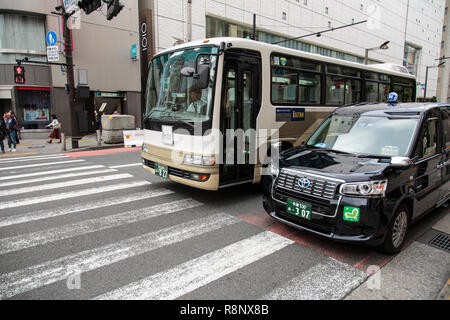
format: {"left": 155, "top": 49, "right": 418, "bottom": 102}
{"left": 286, "top": 199, "right": 312, "bottom": 220}
{"left": 154, "top": 163, "right": 168, "bottom": 179}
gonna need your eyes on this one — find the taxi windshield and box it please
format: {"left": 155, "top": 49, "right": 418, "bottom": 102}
{"left": 307, "top": 114, "right": 419, "bottom": 157}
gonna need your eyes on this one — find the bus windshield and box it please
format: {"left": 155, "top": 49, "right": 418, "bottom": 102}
{"left": 144, "top": 46, "right": 218, "bottom": 125}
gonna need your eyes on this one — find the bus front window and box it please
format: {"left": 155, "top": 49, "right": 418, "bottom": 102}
{"left": 144, "top": 47, "right": 218, "bottom": 131}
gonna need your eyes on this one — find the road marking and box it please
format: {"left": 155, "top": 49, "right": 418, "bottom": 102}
{"left": 109, "top": 163, "right": 142, "bottom": 169}
{"left": 0, "top": 173, "right": 133, "bottom": 197}
{"left": 0, "top": 180, "right": 151, "bottom": 210}
{"left": 0, "top": 199, "right": 201, "bottom": 255}
{"left": 0, "top": 169, "right": 117, "bottom": 188}
{"left": 261, "top": 258, "right": 367, "bottom": 300}
{"left": 0, "top": 213, "right": 238, "bottom": 299}
{"left": 0, "top": 159, "right": 85, "bottom": 171}
{"left": 0, "top": 165, "right": 106, "bottom": 181}
{"left": 0, "top": 154, "right": 69, "bottom": 164}
{"left": 0, "top": 188, "right": 168, "bottom": 228}
{"left": 95, "top": 231, "right": 293, "bottom": 300}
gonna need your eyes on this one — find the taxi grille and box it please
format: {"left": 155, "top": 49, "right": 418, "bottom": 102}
{"left": 276, "top": 170, "right": 340, "bottom": 200}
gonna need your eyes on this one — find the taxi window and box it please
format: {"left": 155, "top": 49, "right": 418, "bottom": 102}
{"left": 422, "top": 117, "right": 439, "bottom": 158}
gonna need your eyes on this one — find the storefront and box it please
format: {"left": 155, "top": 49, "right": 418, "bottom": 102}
{"left": 94, "top": 91, "right": 124, "bottom": 114}
{"left": 15, "top": 86, "right": 52, "bottom": 129}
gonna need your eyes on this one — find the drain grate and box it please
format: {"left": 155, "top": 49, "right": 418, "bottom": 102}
{"left": 428, "top": 233, "right": 450, "bottom": 252}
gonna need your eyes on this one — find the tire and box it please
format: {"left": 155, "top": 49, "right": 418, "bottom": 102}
{"left": 378, "top": 204, "right": 409, "bottom": 254}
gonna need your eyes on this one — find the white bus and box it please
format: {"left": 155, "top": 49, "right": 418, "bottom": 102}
{"left": 141, "top": 37, "right": 416, "bottom": 190}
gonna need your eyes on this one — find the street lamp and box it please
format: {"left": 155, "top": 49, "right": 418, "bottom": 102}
{"left": 365, "top": 41, "right": 390, "bottom": 65}
{"left": 424, "top": 61, "right": 446, "bottom": 99}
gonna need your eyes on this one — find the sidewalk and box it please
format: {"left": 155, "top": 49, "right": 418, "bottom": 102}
{"left": 0, "top": 133, "right": 125, "bottom": 157}
{"left": 347, "top": 208, "right": 450, "bottom": 300}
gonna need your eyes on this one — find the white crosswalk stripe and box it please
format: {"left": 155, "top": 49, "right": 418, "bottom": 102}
{"left": 95, "top": 231, "right": 294, "bottom": 300}
{"left": 0, "top": 173, "right": 133, "bottom": 197}
{"left": 0, "top": 159, "right": 85, "bottom": 171}
{"left": 0, "top": 154, "right": 69, "bottom": 164}
{"left": 109, "top": 163, "right": 142, "bottom": 169}
{"left": 0, "top": 214, "right": 238, "bottom": 299}
{"left": 0, "top": 165, "right": 106, "bottom": 181}
{"left": 260, "top": 258, "right": 368, "bottom": 300}
{"left": 0, "top": 188, "right": 172, "bottom": 228}
{"left": 0, "top": 180, "right": 151, "bottom": 210}
{"left": 0, "top": 168, "right": 117, "bottom": 188}
{"left": 0, "top": 199, "right": 202, "bottom": 255}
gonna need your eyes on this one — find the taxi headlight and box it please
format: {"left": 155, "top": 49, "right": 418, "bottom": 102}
{"left": 340, "top": 180, "right": 387, "bottom": 197}
{"left": 268, "top": 159, "right": 279, "bottom": 178}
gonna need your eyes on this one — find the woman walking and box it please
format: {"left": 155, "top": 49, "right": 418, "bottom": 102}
{"left": 46, "top": 114, "right": 62, "bottom": 143}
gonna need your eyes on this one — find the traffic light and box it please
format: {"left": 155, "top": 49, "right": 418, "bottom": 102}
{"left": 78, "top": 0, "right": 102, "bottom": 15}
{"left": 14, "top": 65, "right": 25, "bottom": 84}
{"left": 107, "top": 0, "right": 124, "bottom": 20}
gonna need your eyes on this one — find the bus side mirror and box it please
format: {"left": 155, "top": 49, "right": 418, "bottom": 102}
{"left": 194, "top": 64, "right": 210, "bottom": 89}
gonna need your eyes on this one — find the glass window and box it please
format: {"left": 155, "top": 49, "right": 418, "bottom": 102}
{"left": 366, "top": 81, "right": 379, "bottom": 102}
{"left": 379, "top": 83, "right": 391, "bottom": 101}
{"left": 326, "top": 76, "right": 346, "bottom": 105}
{"left": 422, "top": 118, "right": 439, "bottom": 157}
{"left": 144, "top": 47, "right": 218, "bottom": 125}
{"left": 298, "top": 72, "right": 321, "bottom": 104}
{"left": 0, "top": 13, "right": 46, "bottom": 63}
{"left": 272, "top": 68, "right": 297, "bottom": 104}
{"left": 307, "top": 114, "right": 419, "bottom": 157}
{"left": 271, "top": 55, "right": 320, "bottom": 71}
{"left": 442, "top": 108, "right": 450, "bottom": 150}
{"left": 346, "top": 79, "right": 361, "bottom": 103}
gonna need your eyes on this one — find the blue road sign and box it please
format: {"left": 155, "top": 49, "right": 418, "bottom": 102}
{"left": 46, "top": 31, "right": 57, "bottom": 46}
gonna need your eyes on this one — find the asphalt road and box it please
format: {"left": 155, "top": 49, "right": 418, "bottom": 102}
{"left": 0, "top": 149, "right": 447, "bottom": 301}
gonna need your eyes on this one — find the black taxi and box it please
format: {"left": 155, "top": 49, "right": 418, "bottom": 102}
{"left": 263, "top": 100, "right": 449, "bottom": 254}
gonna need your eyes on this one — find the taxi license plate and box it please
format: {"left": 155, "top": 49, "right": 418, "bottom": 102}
{"left": 154, "top": 163, "right": 168, "bottom": 179}
{"left": 286, "top": 199, "right": 312, "bottom": 220}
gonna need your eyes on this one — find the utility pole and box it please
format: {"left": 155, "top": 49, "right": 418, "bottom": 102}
{"left": 252, "top": 14, "right": 256, "bottom": 40}
{"left": 62, "top": 9, "right": 79, "bottom": 139}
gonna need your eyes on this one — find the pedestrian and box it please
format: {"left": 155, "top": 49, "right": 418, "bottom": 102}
{"left": 94, "top": 110, "right": 101, "bottom": 130}
{"left": 9, "top": 111, "right": 20, "bottom": 144}
{"left": 5, "top": 111, "right": 18, "bottom": 152}
{"left": 46, "top": 114, "right": 62, "bottom": 143}
{"left": 0, "top": 113, "right": 8, "bottom": 154}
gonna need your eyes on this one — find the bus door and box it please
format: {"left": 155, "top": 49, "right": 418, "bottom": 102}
{"left": 220, "top": 51, "right": 261, "bottom": 186}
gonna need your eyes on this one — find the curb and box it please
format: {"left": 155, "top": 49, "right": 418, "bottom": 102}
{"left": 436, "top": 278, "right": 450, "bottom": 300}
{"left": 63, "top": 143, "right": 125, "bottom": 153}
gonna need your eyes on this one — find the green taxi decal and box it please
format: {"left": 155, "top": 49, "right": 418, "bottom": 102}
{"left": 343, "top": 206, "right": 360, "bottom": 222}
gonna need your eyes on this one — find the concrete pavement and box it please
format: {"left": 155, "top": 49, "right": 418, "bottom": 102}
{"left": 0, "top": 133, "right": 124, "bottom": 157}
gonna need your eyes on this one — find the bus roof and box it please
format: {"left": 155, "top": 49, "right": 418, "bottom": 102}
{"left": 155, "top": 37, "right": 416, "bottom": 80}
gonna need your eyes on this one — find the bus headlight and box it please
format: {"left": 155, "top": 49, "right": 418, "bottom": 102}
{"left": 340, "top": 180, "right": 387, "bottom": 197}
{"left": 183, "top": 154, "right": 216, "bottom": 166}
{"left": 142, "top": 144, "right": 149, "bottom": 153}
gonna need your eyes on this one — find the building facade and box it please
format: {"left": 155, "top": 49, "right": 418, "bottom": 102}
{"left": 0, "top": 0, "right": 141, "bottom": 136}
{"left": 437, "top": 0, "right": 449, "bottom": 103}
{"left": 141, "top": 0, "right": 446, "bottom": 101}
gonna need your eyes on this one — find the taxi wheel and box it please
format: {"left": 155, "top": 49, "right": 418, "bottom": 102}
{"left": 379, "top": 204, "right": 409, "bottom": 254}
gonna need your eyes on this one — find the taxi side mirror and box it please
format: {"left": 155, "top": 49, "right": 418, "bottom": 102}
{"left": 390, "top": 157, "right": 413, "bottom": 168}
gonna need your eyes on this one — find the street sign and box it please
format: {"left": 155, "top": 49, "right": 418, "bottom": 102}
{"left": 46, "top": 31, "right": 57, "bottom": 46}
{"left": 63, "top": 0, "right": 78, "bottom": 12}
{"left": 47, "top": 46, "right": 59, "bottom": 62}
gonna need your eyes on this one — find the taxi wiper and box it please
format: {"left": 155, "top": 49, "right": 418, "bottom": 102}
{"left": 356, "top": 153, "right": 391, "bottom": 159}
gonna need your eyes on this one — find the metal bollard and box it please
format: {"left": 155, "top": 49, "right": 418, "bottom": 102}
{"left": 61, "top": 133, "right": 66, "bottom": 151}
{"left": 96, "top": 130, "right": 101, "bottom": 146}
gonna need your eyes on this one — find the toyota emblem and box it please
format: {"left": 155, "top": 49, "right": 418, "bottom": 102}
{"left": 298, "top": 177, "right": 311, "bottom": 189}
